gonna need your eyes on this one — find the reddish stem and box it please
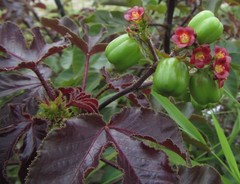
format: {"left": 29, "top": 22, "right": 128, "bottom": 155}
{"left": 32, "top": 66, "right": 56, "bottom": 101}
{"left": 82, "top": 53, "right": 90, "bottom": 91}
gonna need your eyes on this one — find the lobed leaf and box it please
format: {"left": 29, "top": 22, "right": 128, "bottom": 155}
{"left": 26, "top": 107, "right": 187, "bottom": 183}
{"left": 0, "top": 22, "right": 70, "bottom": 71}
{"left": 109, "top": 108, "right": 188, "bottom": 159}
{"left": 41, "top": 17, "right": 107, "bottom": 55}
{"left": 178, "top": 165, "right": 222, "bottom": 184}
{"left": 0, "top": 65, "right": 52, "bottom": 127}
{"left": 0, "top": 105, "right": 49, "bottom": 183}
{"left": 101, "top": 68, "right": 150, "bottom": 108}
{"left": 59, "top": 87, "right": 99, "bottom": 113}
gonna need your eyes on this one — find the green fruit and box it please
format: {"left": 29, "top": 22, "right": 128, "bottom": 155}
{"left": 189, "top": 71, "right": 222, "bottom": 105}
{"left": 188, "top": 10, "right": 223, "bottom": 44}
{"left": 191, "top": 96, "right": 207, "bottom": 110}
{"left": 105, "top": 34, "right": 144, "bottom": 71}
{"left": 153, "top": 58, "right": 190, "bottom": 97}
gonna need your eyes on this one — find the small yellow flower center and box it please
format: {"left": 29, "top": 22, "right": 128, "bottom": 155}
{"left": 215, "top": 65, "right": 224, "bottom": 73}
{"left": 195, "top": 52, "right": 205, "bottom": 61}
{"left": 180, "top": 33, "right": 190, "bottom": 44}
{"left": 215, "top": 51, "right": 225, "bottom": 59}
{"left": 131, "top": 11, "right": 140, "bottom": 20}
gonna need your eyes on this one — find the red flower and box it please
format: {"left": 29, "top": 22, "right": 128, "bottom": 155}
{"left": 213, "top": 56, "right": 231, "bottom": 79}
{"left": 190, "top": 45, "right": 212, "bottom": 68}
{"left": 213, "top": 56, "right": 231, "bottom": 88}
{"left": 214, "top": 45, "right": 229, "bottom": 59}
{"left": 124, "top": 6, "right": 144, "bottom": 22}
{"left": 216, "top": 79, "right": 225, "bottom": 88}
{"left": 171, "top": 26, "right": 195, "bottom": 48}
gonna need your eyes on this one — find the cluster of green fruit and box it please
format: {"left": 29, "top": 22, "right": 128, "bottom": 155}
{"left": 105, "top": 10, "right": 226, "bottom": 108}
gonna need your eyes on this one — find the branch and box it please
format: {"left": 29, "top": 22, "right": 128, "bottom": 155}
{"left": 99, "top": 65, "right": 156, "bottom": 110}
{"left": 99, "top": 38, "right": 158, "bottom": 110}
{"left": 100, "top": 158, "right": 120, "bottom": 170}
{"left": 54, "top": 0, "right": 65, "bottom": 17}
{"left": 82, "top": 53, "right": 90, "bottom": 91}
{"left": 180, "top": 1, "right": 199, "bottom": 26}
{"left": 163, "top": 0, "right": 177, "bottom": 54}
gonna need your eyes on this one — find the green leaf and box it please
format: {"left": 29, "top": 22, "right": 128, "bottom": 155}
{"left": 59, "top": 47, "right": 74, "bottom": 70}
{"left": 229, "top": 109, "right": 240, "bottom": 144}
{"left": 202, "top": 0, "right": 223, "bottom": 14}
{"left": 224, "top": 68, "right": 239, "bottom": 97}
{"left": 223, "top": 87, "right": 240, "bottom": 105}
{"left": 212, "top": 113, "right": 240, "bottom": 183}
{"left": 85, "top": 72, "right": 101, "bottom": 92}
{"left": 151, "top": 91, "right": 207, "bottom": 145}
{"left": 72, "top": 47, "right": 85, "bottom": 75}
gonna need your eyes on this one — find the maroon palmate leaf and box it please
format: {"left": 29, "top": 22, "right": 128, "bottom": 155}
{"left": 0, "top": 1, "right": 34, "bottom": 27}
{"left": 41, "top": 16, "right": 107, "bottom": 55}
{"left": 26, "top": 107, "right": 187, "bottom": 183}
{"left": 110, "top": 108, "right": 188, "bottom": 159}
{"left": 0, "top": 65, "right": 51, "bottom": 98}
{"left": 0, "top": 21, "right": 70, "bottom": 71}
{"left": 0, "top": 65, "right": 51, "bottom": 127}
{"left": 101, "top": 68, "right": 150, "bottom": 108}
{"left": 100, "top": 67, "right": 137, "bottom": 91}
{"left": 18, "top": 118, "right": 49, "bottom": 183}
{"left": 178, "top": 165, "right": 222, "bottom": 184}
{"left": 127, "top": 92, "right": 150, "bottom": 108}
{"left": 0, "top": 105, "right": 49, "bottom": 183}
{"left": 59, "top": 87, "right": 98, "bottom": 113}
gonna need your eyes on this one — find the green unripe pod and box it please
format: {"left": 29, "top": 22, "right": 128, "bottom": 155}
{"left": 189, "top": 71, "right": 223, "bottom": 105}
{"left": 153, "top": 58, "right": 190, "bottom": 97}
{"left": 105, "top": 34, "right": 144, "bottom": 71}
{"left": 188, "top": 10, "right": 223, "bottom": 44}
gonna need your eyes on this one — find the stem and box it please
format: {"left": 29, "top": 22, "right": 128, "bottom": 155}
{"left": 148, "top": 23, "right": 168, "bottom": 29}
{"left": 146, "top": 39, "right": 158, "bottom": 62}
{"left": 163, "top": 0, "right": 177, "bottom": 54}
{"left": 32, "top": 66, "right": 56, "bottom": 101}
{"left": 96, "top": 85, "right": 111, "bottom": 98}
{"left": 54, "top": 0, "right": 65, "bottom": 17}
{"left": 100, "top": 158, "right": 120, "bottom": 170}
{"left": 99, "top": 64, "right": 157, "bottom": 110}
{"left": 180, "top": 1, "right": 199, "bottom": 26}
{"left": 99, "top": 38, "right": 158, "bottom": 110}
{"left": 82, "top": 53, "right": 90, "bottom": 91}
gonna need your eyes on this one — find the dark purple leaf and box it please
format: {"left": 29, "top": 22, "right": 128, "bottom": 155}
{"left": 81, "top": 24, "right": 107, "bottom": 54}
{"left": 89, "top": 43, "right": 108, "bottom": 55}
{"left": 0, "top": 66, "right": 50, "bottom": 98}
{"left": 27, "top": 114, "right": 106, "bottom": 184}
{"left": 108, "top": 132, "right": 178, "bottom": 183}
{"left": 178, "top": 165, "right": 222, "bottom": 184}
{"left": 0, "top": 22, "right": 70, "bottom": 71}
{"left": 59, "top": 87, "right": 99, "bottom": 113}
{"left": 41, "top": 17, "right": 107, "bottom": 55}
{"left": 109, "top": 108, "right": 188, "bottom": 159}
{"left": 127, "top": 92, "right": 150, "bottom": 108}
{"left": 0, "top": 1, "right": 34, "bottom": 27}
{"left": 26, "top": 107, "right": 187, "bottom": 183}
{"left": 0, "top": 105, "right": 48, "bottom": 183}
{"left": 0, "top": 65, "right": 52, "bottom": 127}
{"left": 41, "top": 17, "right": 88, "bottom": 54}
{"left": 100, "top": 67, "right": 137, "bottom": 91}
{"left": 101, "top": 68, "right": 151, "bottom": 108}
{"left": 18, "top": 118, "right": 48, "bottom": 183}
